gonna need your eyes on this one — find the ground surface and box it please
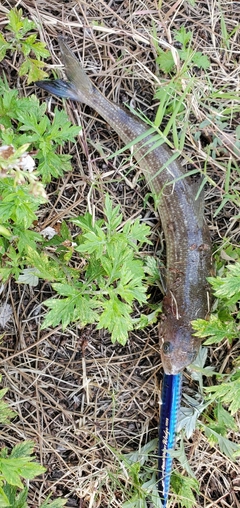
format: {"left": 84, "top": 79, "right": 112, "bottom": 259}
{"left": 0, "top": 1, "right": 240, "bottom": 507}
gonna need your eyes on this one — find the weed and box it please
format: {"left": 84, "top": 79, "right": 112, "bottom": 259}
{"left": 0, "top": 376, "right": 66, "bottom": 507}
{"left": 40, "top": 194, "right": 158, "bottom": 345}
{"left": 0, "top": 7, "right": 49, "bottom": 83}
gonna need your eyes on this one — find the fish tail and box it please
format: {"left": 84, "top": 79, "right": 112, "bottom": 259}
{"left": 158, "top": 373, "right": 182, "bottom": 506}
{"left": 58, "top": 36, "right": 93, "bottom": 100}
{"left": 35, "top": 79, "right": 81, "bottom": 101}
{"left": 36, "top": 37, "right": 94, "bottom": 105}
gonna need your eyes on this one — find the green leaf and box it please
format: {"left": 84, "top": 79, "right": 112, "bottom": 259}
{"left": 0, "top": 461, "right": 23, "bottom": 488}
{"left": 178, "top": 394, "right": 208, "bottom": 439}
{"left": 156, "top": 50, "right": 175, "bottom": 74}
{"left": 19, "top": 58, "right": 49, "bottom": 84}
{"left": 173, "top": 27, "right": 192, "bottom": 48}
{"left": 205, "top": 373, "right": 240, "bottom": 415}
{"left": 171, "top": 437, "right": 196, "bottom": 479}
{"left": 0, "top": 486, "right": 10, "bottom": 506}
{"left": 123, "top": 219, "right": 151, "bottom": 247}
{"left": 0, "top": 34, "right": 11, "bottom": 61}
{"left": 48, "top": 109, "right": 81, "bottom": 143}
{"left": 6, "top": 8, "right": 36, "bottom": 37}
{"left": 0, "top": 389, "right": 16, "bottom": 424}
{"left": 213, "top": 402, "right": 238, "bottom": 434}
{"left": 97, "top": 295, "right": 133, "bottom": 344}
{"left": 171, "top": 472, "right": 199, "bottom": 508}
{"left": 37, "top": 151, "right": 72, "bottom": 183}
{"left": 208, "top": 262, "right": 240, "bottom": 305}
{"left": 76, "top": 228, "right": 106, "bottom": 257}
{"left": 41, "top": 196, "right": 151, "bottom": 345}
{"left": 21, "top": 35, "right": 50, "bottom": 59}
{"left": 11, "top": 486, "right": 28, "bottom": 508}
{"left": 192, "top": 52, "right": 210, "bottom": 69}
{"left": 192, "top": 315, "right": 237, "bottom": 344}
{"left": 6, "top": 8, "right": 24, "bottom": 34}
{"left": 42, "top": 289, "right": 99, "bottom": 330}
{"left": 1, "top": 484, "right": 28, "bottom": 508}
{"left": 40, "top": 496, "right": 67, "bottom": 508}
{"left": 72, "top": 213, "right": 97, "bottom": 233}
{"left": 202, "top": 424, "right": 240, "bottom": 460}
{"left": 10, "top": 441, "right": 35, "bottom": 459}
{"left": 0, "top": 452, "right": 46, "bottom": 487}
{"left": 104, "top": 194, "right": 122, "bottom": 231}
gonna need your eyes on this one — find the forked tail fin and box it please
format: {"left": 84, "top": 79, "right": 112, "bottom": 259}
{"left": 36, "top": 37, "right": 93, "bottom": 104}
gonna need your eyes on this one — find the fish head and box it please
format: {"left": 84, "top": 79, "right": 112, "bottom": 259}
{"left": 159, "top": 315, "right": 200, "bottom": 374}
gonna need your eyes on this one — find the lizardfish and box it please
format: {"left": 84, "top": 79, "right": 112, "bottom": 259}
{"left": 36, "top": 37, "right": 211, "bottom": 506}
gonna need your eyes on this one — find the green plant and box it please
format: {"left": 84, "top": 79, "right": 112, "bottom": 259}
{"left": 0, "top": 31, "right": 80, "bottom": 282}
{"left": 107, "top": 437, "right": 200, "bottom": 508}
{"left": 0, "top": 77, "right": 81, "bottom": 183}
{"left": 0, "top": 379, "right": 16, "bottom": 425}
{"left": 192, "top": 253, "right": 240, "bottom": 350}
{"left": 40, "top": 195, "right": 158, "bottom": 345}
{"left": 155, "top": 27, "right": 210, "bottom": 75}
{"left": 0, "top": 7, "right": 50, "bottom": 83}
{"left": 0, "top": 377, "right": 66, "bottom": 507}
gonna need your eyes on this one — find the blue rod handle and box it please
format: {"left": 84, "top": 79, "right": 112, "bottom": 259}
{"left": 158, "top": 373, "right": 182, "bottom": 507}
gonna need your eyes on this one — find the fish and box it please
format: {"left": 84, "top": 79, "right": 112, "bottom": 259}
{"left": 35, "top": 37, "right": 212, "bottom": 506}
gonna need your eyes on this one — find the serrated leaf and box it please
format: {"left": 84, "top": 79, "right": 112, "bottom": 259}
{"left": 0, "top": 389, "right": 16, "bottom": 424}
{"left": 97, "top": 296, "right": 133, "bottom": 344}
{"left": 42, "top": 292, "right": 99, "bottom": 330}
{"left": 0, "top": 461, "right": 23, "bottom": 488}
{"left": 192, "top": 315, "right": 237, "bottom": 344}
{"left": 10, "top": 441, "right": 35, "bottom": 459}
{"left": 104, "top": 194, "right": 122, "bottom": 231}
{"left": 192, "top": 52, "right": 210, "bottom": 69}
{"left": 205, "top": 375, "right": 240, "bottom": 415}
{"left": 208, "top": 262, "right": 240, "bottom": 304}
{"left": 0, "top": 452, "right": 46, "bottom": 486}
{"left": 19, "top": 58, "right": 49, "bottom": 84}
{"left": 156, "top": 50, "right": 175, "bottom": 74}
{"left": 174, "top": 27, "right": 192, "bottom": 48}
{"left": 214, "top": 403, "right": 238, "bottom": 433}
{"left": 144, "top": 256, "right": 160, "bottom": 285}
{"left": 76, "top": 228, "right": 106, "bottom": 257}
{"left": 50, "top": 283, "right": 79, "bottom": 297}
{"left": 17, "top": 461, "right": 46, "bottom": 480}
{"left": 6, "top": 8, "right": 36, "bottom": 37}
{"left": 178, "top": 394, "right": 208, "bottom": 439}
{"left": 72, "top": 213, "right": 96, "bottom": 233}
{"left": 123, "top": 219, "right": 151, "bottom": 247}
{"left": 11, "top": 486, "right": 28, "bottom": 508}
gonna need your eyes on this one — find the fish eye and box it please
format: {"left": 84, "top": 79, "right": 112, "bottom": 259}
{"left": 162, "top": 341, "right": 173, "bottom": 354}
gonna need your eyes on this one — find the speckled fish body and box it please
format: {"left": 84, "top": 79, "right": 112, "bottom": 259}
{"left": 35, "top": 38, "right": 211, "bottom": 506}
{"left": 36, "top": 37, "right": 211, "bottom": 375}
{"left": 158, "top": 373, "right": 182, "bottom": 506}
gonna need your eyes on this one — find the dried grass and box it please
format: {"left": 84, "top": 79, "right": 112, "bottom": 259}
{"left": 0, "top": 0, "right": 240, "bottom": 507}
